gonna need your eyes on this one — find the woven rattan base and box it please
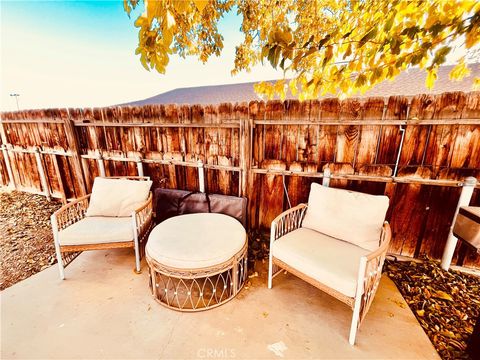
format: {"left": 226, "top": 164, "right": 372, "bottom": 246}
{"left": 146, "top": 242, "right": 248, "bottom": 312}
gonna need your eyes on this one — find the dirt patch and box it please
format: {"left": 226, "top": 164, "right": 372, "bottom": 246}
{"left": 0, "top": 190, "right": 62, "bottom": 290}
{"left": 386, "top": 258, "right": 480, "bottom": 360}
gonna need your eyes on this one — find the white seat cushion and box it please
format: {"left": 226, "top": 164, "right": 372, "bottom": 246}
{"left": 86, "top": 177, "right": 152, "bottom": 217}
{"left": 272, "top": 227, "right": 369, "bottom": 297}
{"left": 302, "top": 183, "right": 389, "bottom": 251}
{"left": 146, "top": 213, "right": 246, "bottom": 269}
{"left": 58, "top": 217, "right": 133, "bottom": 246}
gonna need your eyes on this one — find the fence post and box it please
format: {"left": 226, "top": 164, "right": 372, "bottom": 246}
{"left": 441, "top": 176, "right": 477, "bottom": 270}
{"left": 239, "top": 118, "right": 252, "bottom": 197}
{"left": 0, "top": 121, "right": 16, "bottom": 189}
{"left": 322, "top": 167, "right": 331, "bottom": 187}
{"left": 34, "top": 147, "right": 51, "bottom": 200}
{"left": 198, "top": 159, "right": 205, "bottom": 193}
{"left": 51, "top": 153, "right": 67, "bottom": 204}
{"left": 0, "top": 144, "right": 16, "bottom": 189}
{"left": 97, "top": 151, "right": 106, "bottom": 177}
{"left": 63, "top": 112, "right": 87, "bottom": 196}
{"left": 136, "top": 156, "right": 144, "bottom": 177}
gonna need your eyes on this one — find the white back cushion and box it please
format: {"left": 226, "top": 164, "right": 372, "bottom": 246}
{"left": 302, "top": 183, "right": 389, "bottom": 251}
{"left": 86, "top": 177, "right": 152, "bottom": 217}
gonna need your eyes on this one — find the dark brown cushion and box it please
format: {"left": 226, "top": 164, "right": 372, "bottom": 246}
{"left": 154, "top": 188, "right": 247, "bottom": 228}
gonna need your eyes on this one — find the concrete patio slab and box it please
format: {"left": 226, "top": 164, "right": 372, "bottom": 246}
{"left": 1, "top": 249, "right": 439, "bottom": 359}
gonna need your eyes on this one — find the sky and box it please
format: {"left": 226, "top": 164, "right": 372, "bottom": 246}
{"left": 1, "top": 1, "right": 477, "bottom": 112}
{"left": 0, "top": 0, "right": 282, "bottom": 111}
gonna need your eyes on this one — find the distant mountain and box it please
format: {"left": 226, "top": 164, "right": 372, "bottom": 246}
{"left": 122, "top": 64, "right": 479, "bottom": 106}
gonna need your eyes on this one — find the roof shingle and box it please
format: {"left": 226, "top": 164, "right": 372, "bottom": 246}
{"left": 123, "top": 64, "right": 479, "bottom": 106}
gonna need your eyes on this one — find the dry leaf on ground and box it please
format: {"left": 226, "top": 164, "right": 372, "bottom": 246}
{"left": 1, "top": 190, "right": 61, "bottom": 290}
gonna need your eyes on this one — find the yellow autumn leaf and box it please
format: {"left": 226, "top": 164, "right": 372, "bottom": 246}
{"left": 416, "top": 309, "right": 425, "bottom": 317}
{"left": 449, "top": 58, "right": 471, "bottom": 81}
{"left": 194, "top": 0, "right": 208, "bottom": 13}
{"left": 289, "top": 79, "right": 298, "bottom": 96}
{"left": 425, "top": 68, "right": 437, "bottom": 90}
{"left": 465, "top": 30, "right": 479, "bottom": 49}
{"left": 473, "top": 77, "right": 480, "bottom": 90}
{"left": 134, "top": 15, "right": 148, "bottom": 28}
{"left": 163, "top": 29, "right": 173, "bottom": 47}
{"left": 172, "top": 0, "right": 189, "bottom": 12}
{"left": 146, "top": 0, "right": 160, "bottom": 24}
{"left": 126, "top": 0, "right": 480, "bottom": 98}
{"left": 123, "top": 0, "right": 131, "bottom": 17}
{"left": 433, "top": 290, "right": 453, "bottom": 302}
{"left": 165, "top": 10, "right": 175, "bottom": 29}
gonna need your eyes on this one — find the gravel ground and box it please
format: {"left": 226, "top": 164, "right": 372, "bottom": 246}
{"left": 0, "top": 189, "right": 61, "bottom": 290}
{"left": 386, "top": 258, "right": 480, "bottom": 360}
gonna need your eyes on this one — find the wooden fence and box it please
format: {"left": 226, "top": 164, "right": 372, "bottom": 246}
{"left": 1, "top": 91, "right": 479, "bottom": 268}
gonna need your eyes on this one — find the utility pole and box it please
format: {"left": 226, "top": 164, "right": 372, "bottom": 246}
{"left": 10, "top": 93, "right": 20, "bottom": 111}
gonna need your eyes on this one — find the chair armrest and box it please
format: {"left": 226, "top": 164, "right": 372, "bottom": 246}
{"left": 355, "top": 222, "right": 392, "bottom": 322}
{"left": 51, "top": 194, "right": 91, "bottom": 231}
{"left": 133, "top": 192, "right": 153, "bottom": 239}
{"left": 270, "top": 203, "right": 308, "bottom": 242}
{"left": 364, "top": 222, "right": 392, "bottom": 262}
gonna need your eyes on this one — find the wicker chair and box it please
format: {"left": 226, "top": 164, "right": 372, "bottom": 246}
{"left": 268, "top": 183, "right": 392, "bottom": 345}
{"left": 51, "top": 176, "right": 154, "bottom": 279}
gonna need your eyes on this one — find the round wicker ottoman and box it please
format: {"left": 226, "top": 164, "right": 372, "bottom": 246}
{"left": 145, "top": 213, "right": 248, "bottom": 312}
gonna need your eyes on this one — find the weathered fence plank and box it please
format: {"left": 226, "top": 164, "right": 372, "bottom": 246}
{"left": 1, "top": 91, "right": 480, "bottom": 268}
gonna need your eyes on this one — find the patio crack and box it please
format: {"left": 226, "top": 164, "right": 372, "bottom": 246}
{"left": 157, "top": 316, "right": 180, "bottom": 358}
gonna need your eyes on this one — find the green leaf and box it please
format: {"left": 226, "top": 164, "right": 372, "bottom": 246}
{"left": 432, "top": 46, "right": 451, "bottom": 66}
{"left": 384, "top": 16, "right": 394, "bottom": 32}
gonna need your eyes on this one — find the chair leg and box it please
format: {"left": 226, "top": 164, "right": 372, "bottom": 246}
{"left": 51, "top": 214, "right": 65, "bottom": 280}
{"left": 349, "top": 309, "right": 360, "bottom": 345}
{"left": 54, "top": 244, "right": 65, "bottom": 280}
{"left": 133, "top": 244, "right": 141, "bottom": 274}
{"left": 132, "top": 214, "right": 142, "bottom": 274}
{"left": 268, "top": 254, "right": 273, "bottom": 289}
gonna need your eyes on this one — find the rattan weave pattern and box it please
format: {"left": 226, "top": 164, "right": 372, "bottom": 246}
{"left": 146, "top": 240, "right": 248, "bottom": 312}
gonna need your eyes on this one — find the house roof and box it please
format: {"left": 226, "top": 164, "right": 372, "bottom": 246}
{"left": 124, "top": 63, "right": 479, "bottom": 106}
